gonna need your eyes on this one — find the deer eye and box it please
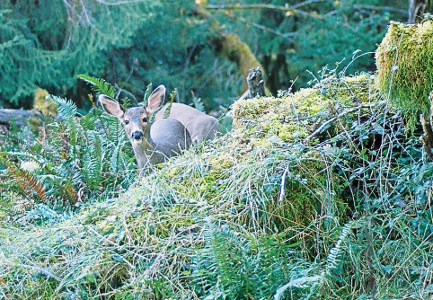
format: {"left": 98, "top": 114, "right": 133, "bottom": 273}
{"left": 143, "top": 117, "right": 148, "bottom": 123}
{"left": 124, "top": 120, "right": 130, "bottom": 125}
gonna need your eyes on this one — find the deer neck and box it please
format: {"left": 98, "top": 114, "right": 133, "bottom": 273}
{"left": 131, "top": 132, "right": 162, "bottom": 170}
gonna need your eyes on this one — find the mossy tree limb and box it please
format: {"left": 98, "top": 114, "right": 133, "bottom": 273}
{"left": 246, "top": 67, "right": 266, "bottom": 98}
{"left": 195, "top": 3, "right": 266, "bottom": 93}
{"left": 239, "top": 67, "right": 266, "bottom": 100}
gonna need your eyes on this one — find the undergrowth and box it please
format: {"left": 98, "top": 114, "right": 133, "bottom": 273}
{"left": 1, "top": 70, "right": 433, "bottom": 299}
{"left": 0, "top": 78, "right": 136, "bottom": 223}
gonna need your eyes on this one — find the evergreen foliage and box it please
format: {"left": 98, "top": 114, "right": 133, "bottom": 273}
{"left": 0, "top": 1, "right": 408, "bottom": 111}
{"left": 0, "top": 0, "right": 152, "bottom": 108}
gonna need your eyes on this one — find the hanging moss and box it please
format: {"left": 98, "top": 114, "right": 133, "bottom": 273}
{"left": 376, "top": 20, "right": 433, "bottom": 129}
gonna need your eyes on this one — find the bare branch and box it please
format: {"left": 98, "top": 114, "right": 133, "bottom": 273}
{"left": 204, "top": 3, "right": 325, "bottom": 19}
{"left": 303, "top": 101, "right": 387, "bottom": 144}
{"left": 223, "top": 11, "right": 298, "bottom": 41}
{"left": 291, "top": 0, "right": 325, "bottom": 9}
{"left": 93, "top": 0, "right": 150, "bottom": 5}
{"left": 352, "top": 4, "right": 407, "bottom": 15}
{"left": 204, "top": 2, "right": 407, "bottom": 18}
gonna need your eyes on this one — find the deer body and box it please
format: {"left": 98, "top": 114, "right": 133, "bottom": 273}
{"left": 154, "top": 103, "right": 220, "bottom": 143}
{"left": 98, "top": 85, "right": 191, "bottom": 174}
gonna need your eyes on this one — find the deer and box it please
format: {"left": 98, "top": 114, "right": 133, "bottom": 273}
{"left": 98, "top": 85, "right": 192, "bottom": 175}
{"left": 151, "top": 87, "right": 221, "bottom": 143}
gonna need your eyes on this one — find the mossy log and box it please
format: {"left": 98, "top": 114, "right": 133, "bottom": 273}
{"left": 0, "top": 89, "right": 57, "bottom": 131}
{"left": 0, "top": 109, "right": 42, "bottom": 129}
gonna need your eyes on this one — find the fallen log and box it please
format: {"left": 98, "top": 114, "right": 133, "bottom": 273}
{"left": 0, "top": 109, "right": 43, "bottom": 130}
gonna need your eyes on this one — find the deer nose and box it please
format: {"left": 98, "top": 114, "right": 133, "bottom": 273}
{"left": 131, "top": 131, "right": 143, "bottom": 140}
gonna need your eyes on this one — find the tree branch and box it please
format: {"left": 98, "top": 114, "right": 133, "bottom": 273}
{"left": 223, "top": 11, "right": 298, "bottom": 41}
{"left": 303, "top": 101, "right": 387, "bottom": 144}
{"left": 204, "top": 3, "right": 325, "bottom": 19}
{"left": 352, "top": 4, "right": 408, "bottom": 15}
{"left": 204, "top": 3, "right": 407, "bottom": 18}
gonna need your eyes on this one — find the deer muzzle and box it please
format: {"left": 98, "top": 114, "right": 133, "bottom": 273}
{"left": 131, "top": 131, "right": 144, "bottom": 140}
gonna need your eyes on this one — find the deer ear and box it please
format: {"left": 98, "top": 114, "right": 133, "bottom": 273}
{"left": 145, "top": 85, "right": 166, "bottom": 113}
{"left": 98, "top": 94, "right": 124, "bottom": 118}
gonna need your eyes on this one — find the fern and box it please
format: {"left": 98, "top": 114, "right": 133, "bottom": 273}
{"left": 192, "top": 221, "right": 299, "bottom": 299}
{"left": 142, "top": 83, "right": 153, "bottom": 105}
{"left": 274, "top": 275, "right": 323, "bottom": 300}
{"left": 50, "top": 95, "right": 78, "bottom": 119}
{"left": 273, "top": 221, "right": 356, "bottom": 300}
{"left": 163, "top": 89, "right": 177, "bottom": 119}
{"left": 325, "top": 220, "right": 354, "bottom": 274}
{"left": 0, "top": 87, "right": 136, "bottom": 213}
{"left": 192, "top": 92, "right": 206, "bottom": 113}
{"left": 77, "top": 74, "right": 116, "bottom": 98}
{"left": 7, "top": 162, "right": 46, "bottom": 203}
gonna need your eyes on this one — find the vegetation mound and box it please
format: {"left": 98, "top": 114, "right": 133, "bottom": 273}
{"left": 1, "top": 72, "right": 433, "bottom": 299}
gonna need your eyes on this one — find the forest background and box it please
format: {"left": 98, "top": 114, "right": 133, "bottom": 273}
{"left": 0, "top": 0, "right": 408, "bottom": 112}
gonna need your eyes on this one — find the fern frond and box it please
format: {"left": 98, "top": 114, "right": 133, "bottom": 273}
{"left": 192, "top": 93, "right": 205, "bottom": 113}
{"left": 274, "top": 275, "right": 323, "bottom": 300}
{"left": 79, "top": 108, "right": 100, "bottom": 130}
{"left": 50, "top": 95, "right": 78, "bottom": 119}
{"left": 142, "top": 82, "right": 153, "bottom": 105}
{"left": 77, "top": 74, "right": 116, "bottom": 98}
{"left": 7, "top": 162, "right": 46, "bottom": 203}
{"left": 325, "top": 220, "right": 354, "bottom": 274}
{"left": 1, "top": 151, "right": 45, "bottom": 165}
{"left": 63, "top": 181, "right": 78, "bottom": 205}
{"left": 163, "top": 89, "right": 177, "bottom": 119}
{"left": 109, "top": 138, "right": 128, "bottom": 174}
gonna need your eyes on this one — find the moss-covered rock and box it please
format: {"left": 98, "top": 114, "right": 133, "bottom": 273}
{"left": 376, "top": 20, "right": 433, "bottom": 128}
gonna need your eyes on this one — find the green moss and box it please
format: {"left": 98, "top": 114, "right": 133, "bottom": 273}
{"left": 376, "top": 20, "right": 433, "bottom": 129}
{"left": 33, "top": 88, "right": 58, "bottom": 116}
{"left": 232, "top": 73, "right": 380, "bottom": 146}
